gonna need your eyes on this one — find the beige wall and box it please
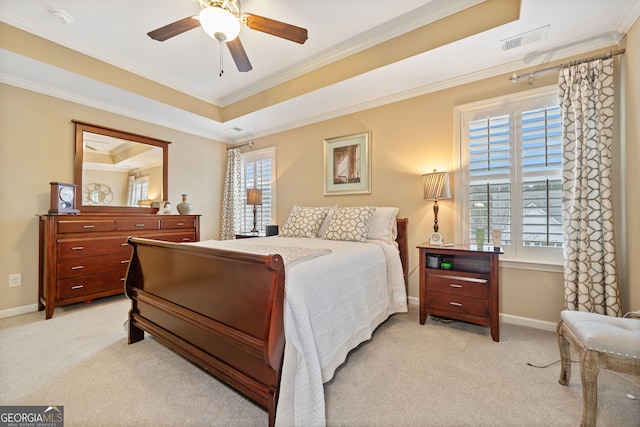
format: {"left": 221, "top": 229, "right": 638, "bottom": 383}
{"left": 0, "top": 85, "right": 227, "bottom": 312}
{"left": 250, "top": 39, "right": 639, "bottom": 322}
{"left": 1, "top": 18, "right": 637, "bottom": 321}
{"left": 250, "top": 78, "right": 566, "bottom": 324}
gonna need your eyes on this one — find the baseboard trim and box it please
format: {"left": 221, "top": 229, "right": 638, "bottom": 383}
{"left": 0, "top": 304, "right": 38, "bottom": 319}
{"left": 499, "top": 313, "right": 557, "bottom": 332}
{"left": 3, "top": 300, "right": 558, "bottom": 332}
{"left": 406, "top": 296, "right": 557, "bottom": 332}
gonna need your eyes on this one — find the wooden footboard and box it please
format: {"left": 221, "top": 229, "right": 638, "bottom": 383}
{"left": 125, "top": 238, "right": 286, "bottom": 426}
{"left": 125, "top": 218, "right": 408, "bottom": 426}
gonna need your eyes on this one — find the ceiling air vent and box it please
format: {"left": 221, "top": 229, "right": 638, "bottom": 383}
{"left": 501, "top": 25, "right": 550, "bottom": 51}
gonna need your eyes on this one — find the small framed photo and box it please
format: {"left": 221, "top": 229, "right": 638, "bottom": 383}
{"left": 323, "top": 131, "right": 371, "bottom": 195}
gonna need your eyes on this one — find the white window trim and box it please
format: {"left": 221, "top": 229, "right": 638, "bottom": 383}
{"left": 454, "top": 86, "right": 563, "bottom": 269}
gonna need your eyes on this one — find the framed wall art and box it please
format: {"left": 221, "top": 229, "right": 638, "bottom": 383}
{"left": 323, "top": 131, "right": 371, "bottom": 195}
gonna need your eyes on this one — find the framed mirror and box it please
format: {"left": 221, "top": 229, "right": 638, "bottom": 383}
{"left": 73, "top": 120, "right": 169, "bottom": 213}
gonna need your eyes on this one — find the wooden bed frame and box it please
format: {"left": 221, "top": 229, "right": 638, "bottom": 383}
{"left": 125, "top": 218, "right": 407, "bottom": 426}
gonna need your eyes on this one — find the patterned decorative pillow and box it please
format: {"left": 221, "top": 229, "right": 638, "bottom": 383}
{"left": 280, "top": 205, "right": 330, "bottom": 238}
{"left": 323, "top": 206, "right": 376, "bottom": 242}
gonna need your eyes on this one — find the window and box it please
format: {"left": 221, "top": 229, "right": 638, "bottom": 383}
{"left": 128, "top": 175, "right": 149, "bottom": 206}
{"left": 239, "top": 147, "right": 276, "bottom": 233}
{"left": 455, "top": 87, "right": 562, "bottom": 263}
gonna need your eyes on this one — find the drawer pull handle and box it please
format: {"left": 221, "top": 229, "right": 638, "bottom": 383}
{"left": 121, "top": 278, "right": 126, "bottom": 282}
{"left": 120, "top": 243, "right": 129, "bottom": 246}
{"left": 176, "top": 222, "right": 184, "bottom": 226}
{"left": 71, "top": 246, "right": 84, "bottom": 251}
{"left": 449, "top": 302, "right": 463, "bottom": 307}
{"left": 71, "top": 285, "right": 84, "bottom": 290}
{"left": 182, "top": 238, "right": 190, "bottom": 241}
{"left": 71, "top": 266, "right": 84, "bottom": 270}
{"left": 135, "top": 224, "right": 146, "bottom": 227}
{"left": 120, "top": 260, "right": 130, "bottom": 264}
{"left": 449, "top": 283, "right": 462, "bottom": 288}
{"left": 82, "top": 225, "right": 95, "bottom": 229}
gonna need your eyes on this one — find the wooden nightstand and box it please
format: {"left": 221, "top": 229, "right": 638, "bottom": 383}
{"left": 235, "top": 232, "right": 264, "bottom": 239}
{"left": 417, "top": 243, "right": 501, "bottom": 341}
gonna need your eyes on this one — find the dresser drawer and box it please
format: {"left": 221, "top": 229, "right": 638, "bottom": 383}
{"left": 57, "top": 271, "right": 126, "bottom": 300}
{"left": 161, "top": 217, "right": 196, "bottom": 230}
{"left": 145, "top": 232, "right": 197, "bottom": 243}
{"left": 57, "top": 236, "right": 131, "bottom": 259}
{"left": 116, "top": 218, "right": 160, "bottom": 231}
{"left": 427, "top": 291, "right": 488, "bottom": 318}
{"left": 57, "top": 219, "right": 116, "bottom": 233}
{"left": 57, "top": 253, "right": 131, "bottom": 279}
{"left": 427, "top": 271, "right": 488, "bottom": 299}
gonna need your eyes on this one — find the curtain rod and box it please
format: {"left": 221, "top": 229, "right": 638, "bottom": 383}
{"left": 227, "top": 140, "right": 253, "bottom": 150}
{"left": 508, "top": 48, "right": 625, "bottom": 84}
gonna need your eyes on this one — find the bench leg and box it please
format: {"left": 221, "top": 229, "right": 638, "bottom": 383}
{"left": 557, "top": 321, "right": 572, "bottom": 385}
{"left": 580, "top": 350, "right": 600, "bottom": 427}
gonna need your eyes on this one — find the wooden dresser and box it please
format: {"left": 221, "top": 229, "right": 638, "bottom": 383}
{"left": 38, "top": 213, "right": 200, "bottom": 319}
{"left": 418, "top": 244, "right": 501, "bottom": 341}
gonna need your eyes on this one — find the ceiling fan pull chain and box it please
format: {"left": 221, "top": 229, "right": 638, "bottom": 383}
{"left": 218, "top": 40, "right": 224, "bottom": 77}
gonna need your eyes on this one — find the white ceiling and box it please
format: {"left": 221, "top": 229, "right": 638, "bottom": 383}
{"left": 1, "top": 0, "right": 639, "bottom": 143}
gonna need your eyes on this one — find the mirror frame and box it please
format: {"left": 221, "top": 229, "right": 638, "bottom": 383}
{"left": 73, "top": 120, "right": 170, "bottom": 214}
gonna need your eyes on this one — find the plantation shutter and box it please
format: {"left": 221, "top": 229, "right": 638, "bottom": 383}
{"left": 521, "top": 105, "right": 563, "bottom": 248}
{"left": 467, "top": 115, "right": 511, "bottom": 245}
{"left": 240, "top": 149, "right": 274, "bottom": 233}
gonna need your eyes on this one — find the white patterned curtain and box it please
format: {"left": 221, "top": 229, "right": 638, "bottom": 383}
{"left": 220, "top": 147, "right": 242, "bottom": 240}
{"left": 559, "top": 57, "right": 621, "bottom": 316}
{"left": 126, "top": 174, "right": 136, "bottom": 206}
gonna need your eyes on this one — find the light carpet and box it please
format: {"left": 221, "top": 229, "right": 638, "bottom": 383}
{"left": 1, "top": 295, "right": 638, "bottom": 426}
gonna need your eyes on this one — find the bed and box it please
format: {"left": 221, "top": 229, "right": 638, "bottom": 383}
{"left": 125, "top": 206, "right": 408, "bottom": 426}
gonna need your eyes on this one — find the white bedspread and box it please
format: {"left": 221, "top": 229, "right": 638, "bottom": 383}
{"left": 191, "top": 236, "right": 407, "bottom": 426}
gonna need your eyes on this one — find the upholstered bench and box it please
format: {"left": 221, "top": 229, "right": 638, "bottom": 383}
{"left": 556, "top": 310, "right": 640, "bottom": 427}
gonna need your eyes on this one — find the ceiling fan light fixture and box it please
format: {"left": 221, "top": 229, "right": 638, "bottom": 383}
{"left": 199, "top": 7, "right": 240, "bottom": 42}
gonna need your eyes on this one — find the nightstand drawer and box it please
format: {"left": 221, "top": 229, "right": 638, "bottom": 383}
{"left": 428, "top": 291, "right": 488, "bottom": 318}
{"left": 57, "top": 272, "right": 126, "bottom": 300}
{"left": 428, "top": 271, "right": 488, "bottom": 299}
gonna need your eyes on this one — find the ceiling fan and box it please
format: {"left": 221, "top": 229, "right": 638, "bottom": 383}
{"left": 147, "top": 0, "right": 308, "bottom": 73}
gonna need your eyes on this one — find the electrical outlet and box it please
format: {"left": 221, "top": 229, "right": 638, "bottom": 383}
{"left": 9, "top": 273, "right": 22, "bottom": 287}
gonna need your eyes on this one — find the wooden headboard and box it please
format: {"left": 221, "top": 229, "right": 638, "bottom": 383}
{"left": 396, "top": 218, "right": 408, "bottom": 285}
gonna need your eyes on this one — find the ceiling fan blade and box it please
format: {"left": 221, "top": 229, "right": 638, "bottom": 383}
{"left": 245, "top": 14, "right": 308, "bottom": 44}
{"left": 147, "top": 16, "right": 200, "bottom": 41}
{"left": 227, "top": 38, "right": 252, "bottom": 72}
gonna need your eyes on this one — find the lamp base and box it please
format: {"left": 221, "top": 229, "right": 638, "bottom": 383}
{"left": 429, "top": 232, "right": 444, "bottom": 247}
{"left": 251, "top": 205, "right": 258, "bottom": 233}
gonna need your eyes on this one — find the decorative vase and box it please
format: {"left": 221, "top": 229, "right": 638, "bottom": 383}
{"left": 492, "top": 228, "right": 503, "bottom": 251}
{"left": 475, "top": 227, "right": 485, "bottom": 250}
{"left": 177, "top": 194, "right": 192, "bottom": 215}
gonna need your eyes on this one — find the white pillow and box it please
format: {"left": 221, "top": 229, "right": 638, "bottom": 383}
{"left": 367, "top": 207, "right": 400, "bottom": 242}
{"left": 280, "top": 205, "right": 329, "bottom": 238}
{"left": 317, "top": 205, "right": 337, "bottom": 237}
{"left": 323, "top": 206, "right": 376, "bottom": 243}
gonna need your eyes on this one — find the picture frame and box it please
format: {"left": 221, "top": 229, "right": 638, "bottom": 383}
{"left": 323, "top": 131, "right": 371, "bottom": 195}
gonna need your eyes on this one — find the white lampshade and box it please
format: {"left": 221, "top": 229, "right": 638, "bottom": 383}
{"left": 199, "top": 7, "right": 241, "bottom": 42}
{"left": 423, "top": 170, "right": 451, "bottom": 200}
